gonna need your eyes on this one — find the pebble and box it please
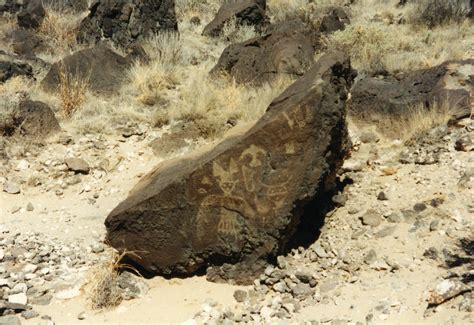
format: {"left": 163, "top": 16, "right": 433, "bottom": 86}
{"left": 377, "top": 191, "right": 388, "bottom": 200}
{"left": 233, "top": 290, "right": 247, "bottom": 303}
{"left": 64, "top": 158, "right": 90, "bottom": 174}
{"left": 3, "top": 182, "right": 20, "bottom": 194}
{"left": 360, "top": 210, "right": 382, "bottom": 227}
{"left": 21, "top": 310, "right": 39, "bottom": 320}
{"left": 26, "top": 202, "right": 34, "bottom": 211}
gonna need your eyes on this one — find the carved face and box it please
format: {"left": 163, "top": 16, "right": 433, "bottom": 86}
{"left": 213, "top": 159, "right": 239, "bottom": 196}
{"left": 267, "top": 185, "right": 287, "bottom": 209}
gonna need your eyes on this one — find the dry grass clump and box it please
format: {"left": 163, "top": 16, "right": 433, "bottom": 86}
{"left": 328, "top": 0, "right": 474, "bottom": 74}
{"left": 58, "top": 65, "right": 89, "bottom": 118}
{"left": 38, "top": 5, "right": 84, "bottom": 59}
{"left": 267, "top": 0, "right": 346, "bottom": 23}
{"left": 409, "top": 0, "right": 472, "bottom": 27}
{"left": 167, "top": 65, "right": 292, "bottom": 138}
{"left": 175, "top": 0, "right": 224, "bottom": 24}
{"left": 85, "top": 250, "right": 125, "bottom": 310}
{"left": 380, "top": 101, "right": 453, "bottom": 141}
{"left": 129, "top": 33, "right": 184, "bottom": 106}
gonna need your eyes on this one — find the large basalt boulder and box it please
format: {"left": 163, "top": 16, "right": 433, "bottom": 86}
{"left": 0, "top": 60, "right": 33, "bottom": 83}
{"left": 350, "top": 59, "right": 474, "bottom": 126}
{"left": 0, "top": 100, "right": 60, "bottom": 137}
{"left": 320, "top": 7, "right": 350, "bottom": 33}
{"left": 77, "top": 0, "right": 178, "bottom": 49}
{"left": 10, "top": 29, "right": 48, "bottom": 56}
{"left": 41, "top": 45, "right": 132, "bottom": 94}
{"left": 211, "top": 19, "right": 320, "bottom": 85}
{"left": 202, "top": 0, "right": 266, "bottom": 37}
{"left": 105, "top": 52, "right": 355, "bottom": 284}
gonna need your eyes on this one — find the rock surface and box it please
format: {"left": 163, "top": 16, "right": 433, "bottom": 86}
{"left": 17, "top": 0, "right": 45, "bottom": 30}
{"left": 202, "top": 0, "right": 266, "bottom": 37}
{"left": 210, "top": 19, "right": 320, "bottom": 85}
{"left": 0, "top": 60, "right": 33, "bottom": 83}
{"left": 77, "top": 0, "right": 178, "bottom": 49}
{"left": 0, "top": 100, "right": 60, "bottom": 137}
{"left": 41, "top": 45, "right": 132, "bottom": 94}
{"left": 105, "top": 52, "right": 355, "bottom": 283}
{"left": 350, "top": 59, "right": 474, "bottom": 130}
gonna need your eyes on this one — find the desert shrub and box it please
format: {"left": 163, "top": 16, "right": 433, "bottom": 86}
{"left": 128, "top": 33, "right": 184, "bottom": 106}
{"left": 329, "top": 24, "right": 397, "bottom": 73}
{"left": 221, "top": 17, "right": 260, "bottom": 43}
{"left": 38, "top": 5, "right": 83, "bottom": 57}
{"left": 58, "top": 65, "right": 89, "bottom": 118}
{"left": 166, "top": 66, "right": 292, "bottom": 139}
{"left": 410, "top": 0, "right": 471, "bottom": 27}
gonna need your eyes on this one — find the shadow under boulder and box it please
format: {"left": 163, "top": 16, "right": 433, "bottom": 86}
{"left": 105, "top": 52, "right": 355, "bottom": 284}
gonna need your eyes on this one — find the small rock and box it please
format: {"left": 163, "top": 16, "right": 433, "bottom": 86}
{"left": 26, "top": 202, "right": 34, "bottom": 211}
{"left": 387, "top": 212, "right": 403, "bottom": 223}
{"left": 3, "top": 182, "right": 20, "bottom": 194}
{"left": 332, "top": 194, "right": 347, "bottom": 207}
{"left": 360, "top": 210, "right": 382, "bottom": 227}
{"left": 91, "top": 243, "right": 105, "bottom": 254}
{"left": 77, "top": 312, "right": 86, "bottom": 320}
{"left": 423, "top": 247, "right": 439, "bottom": 260}
{"left": 377, "top": 191, "right": 388, "bottom": 200}
{"left": 0, "top": 315, "right": 22, "bottom": 325}
{"left": 359, "top": 131, "right": 379, "bottom": 143}
{"left": 64, "top": 158, "right": 90, "bottom": 174}
{"left": 364, "top": 249, "right": 378, "bottom": 265}
{"left": 21, "top": 310, "right": 39, "bottom": 320}
{"left": 380, "top": 166, "right": 397, "bottom": 176}
{"left": 291, "top": 283, "right": 312, "bottom": 299}
{"left": 8, "top": 293, "right": 28, "bottom": 305}
{"left": 429, "top": 220, "right": 440, "bottom": 231}
{"left": 233, "top": 290, "right": 247, "bottom": 303}
{"left": 375, "top": 226, "right": 396, "bottom": 238}
{"left": 295, "top": 271, "right": 312, "bottom": 283}
{"left": 413, "top": 203, "right": 427, "bottom": 212}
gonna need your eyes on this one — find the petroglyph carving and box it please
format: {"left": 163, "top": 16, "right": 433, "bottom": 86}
{"left": 283, "top": 106, "right": 314, "bottom": 129}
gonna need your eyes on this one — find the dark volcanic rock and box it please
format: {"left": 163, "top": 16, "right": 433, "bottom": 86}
{"left": 0, "top": 60, "right": 33, "bottom": 83}
{"left": 202, "top": 0, "right": 266, "bottom": 37}
{"left": 320, "top": 7, "right": 350, "bottom": 33}
{"left": 10, "top": 29, "right": 48, "bottom": 56}
{"left": 105, "top": 52, "right": 355, "bottom": 284}
{"left": 350, "top": 59, "right": 474, "bottom": 128}
{"left": 0, "top": 100, "right": 60, "bottom": 137}
{"left": 77, "top": 0, "right": 178, "bottom": 49}
{"left": 211, "top": 19, "right": 320, "bottom": 85}
{"left": 17, "top": 0, "right": 45, "bottom": 29}
{"left": 41, "top": 45, "right": 132, "bottom": 94}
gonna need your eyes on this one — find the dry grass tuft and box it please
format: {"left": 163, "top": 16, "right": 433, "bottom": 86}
{"left": 38, "top": 5, "right": 84, "bottom": 59}
{"left": 408, "top": 0, "right": 472, "bottom": 27}
{"left": 85, "top": 249, "right": 141, "bottom": 311}
{"left": 58, "top": 64, "right": 89, "bottom": 118}
{"left": 379, "top": 101, "right": 453, "bottom": 141}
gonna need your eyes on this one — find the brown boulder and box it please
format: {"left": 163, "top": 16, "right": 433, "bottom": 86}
{"left": 41, "top": 45, "right": 132, "bottom": 95}
{"left": 0, "top": 100, "right": 60, "bottom": 137}
{"left": 350, "top": 59, "right": 474, "bottom": 127}
{"left": 105, "top": 52, "right": 355, "bottom": 283}
{"left": 210, "top": 19, "right": 320, "bottom": 85}
{"left": 77, "top": 0, "right": 178, "bottom": 49}
{"left": 202, "top": 0, "right": 267, "bottom": 37}
{"left": 320, "top": 7, "right": 350, "bottom": 33}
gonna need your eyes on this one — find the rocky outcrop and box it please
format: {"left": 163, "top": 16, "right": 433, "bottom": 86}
{"left": 202, "top": 0, "right": 266, "bottom": 37}
{"left": 211, "top": 19, "right": 320, "bottom": 85}
{"left": 77, "top": 0, "right": 178, "bottom": 49}
{"left": 41, "top": 45, "right": 132, "bottom": 94}
{"left": 350, "top": 59, "right": 474, "bottom": 126}
{"left": 320, "top": 7, "right": 350, "bottom": 33}
{"left": 0, "top": 60, "right": 33, "bottom": 83}
{"left": 17, "top": 1, "right": 45, "bottom": 29}
{"left": 105, "top": 52, "right": 355, "bottom": 284}
{"left": 10, "top": 29, "right": 47, "bottom": 56}
{"left": 0, "top": 100, "right": 60, "bottom": 137}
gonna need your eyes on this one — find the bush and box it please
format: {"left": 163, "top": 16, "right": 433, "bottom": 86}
{"left": 58, "top": 64, "right": 88, "bottom": 118}
{"left": 412, "top": 0, "right": 471, "bottom": 27}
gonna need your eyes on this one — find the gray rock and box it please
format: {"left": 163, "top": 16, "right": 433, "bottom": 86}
{"left": 360, "top": 210, "right": 381, "bottom": 227}
{"left": 233, "top": 290, "right": 247, "bottom": 303}
{"left": 364, "top": 249, "right": 378, "bottom": 265}
{"left": 8, "top": 293, "right": 27, "bottom": 305}
{"left": 26, "top": 203, "right": 34, "bottom": 212}
{"left": 273, "top": 282, "right": 289, "bottom": 293}
{"left": 3, "top": 182, "right": 20, "bottom": 195}
{"left": 295, "top": 271, "right": 312, "bottom": 283}
{"left": 0, "top": 315, "right": 21, "bottom": 325}
{"left": 387, "top": 212, "right": 403, "bottom": 223}
{"left": 429, "top": 220, "right": 440, "bottom": 231}
{"left": 401, "top": 210, "right": 417, "bottom": 223}
{"left": 21, "top": 310, "right": 39, "bottom": 319}
{"left": 91, "top": 243, "right": 104, "bottom": 254}
{"left": 64, "top": 158, "right": 90, "bottom": 174}
{"left": 374, "top": 226, "right": 396, "bottom": 238}
{"left": 291, "top": 283, "right": 312, "bottom": 299}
